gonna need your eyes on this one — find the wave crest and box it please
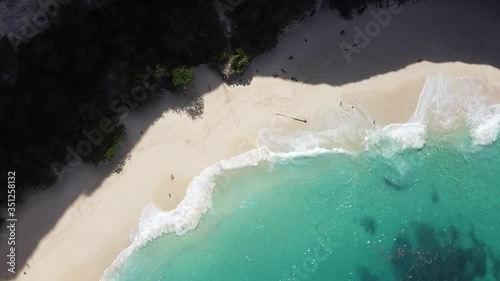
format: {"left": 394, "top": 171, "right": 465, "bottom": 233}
{"left": 102, "top": 73, "right": 499, "bottom": 280}
{"left": 365, "top": 123, "right": 426, "bottom": 157}
{"left": 410, "top": 72, "right": 500, "bottom": 145}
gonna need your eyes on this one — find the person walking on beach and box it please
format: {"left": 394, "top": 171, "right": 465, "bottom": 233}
{"left": 170, "top": 174, "right": 174, "bottom": 180}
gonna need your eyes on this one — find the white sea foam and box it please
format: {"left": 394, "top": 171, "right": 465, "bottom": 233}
{"left": 410, "top": 72, "right": 500, "bottom": 145}
{"left": 410, "top": 74, "right": 480, "bottom": 131}
{"left": 101, "top": 73, "right": 500, "bottom": 280}
{"left": 470, "top": 113, "right": 500, "bottom": 145}
{"left": 100, "top": 146, "right": 347, "bottom": 281}
{"left": 257, "top": 129, "right": 321, "bottom": 153}
{"left": 258, "top": 102, "right": 375, "bottom": 153}
{"left": 365, "top": 123, "right": 426, "bottom": 157}
{"left": 101, "top": 147, "right": 267, "bottom": 280}
{"left": 364, "top": 77, "right": 497, "bottom": 154}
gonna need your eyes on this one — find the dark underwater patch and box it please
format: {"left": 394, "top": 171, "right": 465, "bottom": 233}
{"left": 385, "top": 223, "right": 497, "bottom": 281}
{"left": 488, "top": 248, "right": 500, "bottom": 280}
{"left": 384, "top": 177, "right": 403, "bottom": 191}
{"left": 360, "top": 216, "right": 377, "bottom": 235}
{"left": 431, "top": 191, "right": 439, "bottom": 203}
{"left": 357, "top": 266, "right": 379, "bottom": 281}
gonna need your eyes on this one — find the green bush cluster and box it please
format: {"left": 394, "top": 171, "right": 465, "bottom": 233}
{"left": 0, "top": 0, "right": 331, "bottom": 212}
{"left": 171, "top": 66, "right": 195, "bottom": 88}
{"left": 230, "top": 48, "right": 250, "bottom": 75}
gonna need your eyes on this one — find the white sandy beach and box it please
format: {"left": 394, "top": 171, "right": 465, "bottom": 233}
{"left": 3, "top": 0, "right": 500, "bottom": 280}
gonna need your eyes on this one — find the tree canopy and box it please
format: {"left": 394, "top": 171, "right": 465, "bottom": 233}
{"left": 171, "top": 66, "right": 195, "bottom": 88}
{"left": 0, "top": 0, "right": 406, "bottom": 215}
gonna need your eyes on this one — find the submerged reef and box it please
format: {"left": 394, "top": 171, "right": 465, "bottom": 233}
{"left": 384, "top": 223, "right": 498, "bottom": 281}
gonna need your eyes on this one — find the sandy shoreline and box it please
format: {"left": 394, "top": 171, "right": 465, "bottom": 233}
{"left": 2, "top": 0, "right": 500, "bottom": 280}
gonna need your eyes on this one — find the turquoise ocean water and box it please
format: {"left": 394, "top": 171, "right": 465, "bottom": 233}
{"left": 104, "top": 74, "right": 500, "bottom": 281}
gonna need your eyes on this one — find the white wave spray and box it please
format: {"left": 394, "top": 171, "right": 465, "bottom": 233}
{"left": 101, "top": 73, "right": 500, "bottom": 280}
{"left": 409, "top": 73, "right": 500, "bottom": 145}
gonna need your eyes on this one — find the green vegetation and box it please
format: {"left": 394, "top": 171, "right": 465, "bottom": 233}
{"left": 0, "top": 0, "right": 227, "bottom": 210}
{"left": 103, "top": 127, "right": 127, "bottom": 162}
{"left": 171, "top": 66, "right": 195, "bottom": 89}
{"left": 0, "top": 0, "right": 326, "bottom": 213}
{"left": 135, "top": 64, "right": 169, "bottom": 96}
{"left": 230, "top": 48, "right": 250, "bottom": 75}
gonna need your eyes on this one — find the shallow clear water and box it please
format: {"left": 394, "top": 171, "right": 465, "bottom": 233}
{"left": 110, "top": 133, "right": 500, "bottom": 281}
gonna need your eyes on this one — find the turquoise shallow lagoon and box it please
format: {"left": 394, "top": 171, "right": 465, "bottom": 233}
{"left": 109, "top": 133, "right": 500, "bottom": 281}
{"left": 103, "top": 74, "right": 500, "bottom": 281}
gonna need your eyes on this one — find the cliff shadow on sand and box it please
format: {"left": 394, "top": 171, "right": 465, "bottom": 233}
{"left": 1, "top": 0, "right": 500, "bottom": 279}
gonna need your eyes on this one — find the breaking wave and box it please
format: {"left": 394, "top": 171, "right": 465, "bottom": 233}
{"left": 101, "top": 73, "right": 500, "bottom": 280}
